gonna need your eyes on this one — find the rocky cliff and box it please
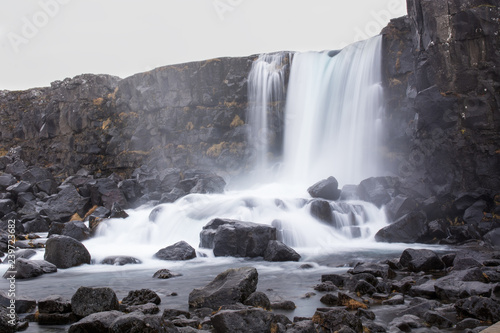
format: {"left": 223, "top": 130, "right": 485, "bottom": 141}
{"left": 0, "top": 57, "right": 256, "bottom": 180}
{"left": 382, "top": 0, "right": 500, "bottom": 197}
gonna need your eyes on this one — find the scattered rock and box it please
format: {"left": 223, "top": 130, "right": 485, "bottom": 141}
{"left": 71, "top": 286, "right": 119, "bottom": 317}
{"left": 243, "top": 291, "right": 271, "bottom": 310}
{"left": 68, "top": 310, "right": 123, "bottom": 333}
{"left": 375, "top": 211, "right": 428, "bottom": 243}
{"left": 312, "top": 308, "right": 363, "bottom": 333}
{"left": 121, "top": 289, "right": 161, "bottom": 306}
{"left": 101, "top": 256, "right": 142, "bottom": 266}
{"left": 44, "top": 235, "right": 91, "bottom": 268}
{"left": 154, "top": 241, "right": 197, "bottom": 261}
{"left": 38, "top": 295, "right": 72, "bottom": 314}
{"left": 211, "top": 308, "right": 291, "bottom": 333}
{"left": 263, "top": 240, "right": 301, "bottom": 262}
{"left": 307, "top": 176, "right": 341, "bottom": 201}
{"left": 270, "top": 300, "right": 296, "bottom": 310}
{"left": 152, "top": 269, "right": 181, "bottom": 279}
{"left": 399, "top": 248, "right": 445, "bottom": 272}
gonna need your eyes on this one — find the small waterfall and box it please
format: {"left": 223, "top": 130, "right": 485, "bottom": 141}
{"left": 282, "top": 36, "right": 384, "bottom": 186}
{"left": 247, "top": 53, "right": 289, "bottom": 173}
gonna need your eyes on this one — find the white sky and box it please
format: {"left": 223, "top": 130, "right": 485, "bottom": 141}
{"left": 0, "top": 0, "right": 407, "bottom": 91}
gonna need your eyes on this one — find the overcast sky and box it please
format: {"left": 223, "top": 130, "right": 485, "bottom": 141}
{"left": 0, "top": 0, "right": 407, "bottom": 91}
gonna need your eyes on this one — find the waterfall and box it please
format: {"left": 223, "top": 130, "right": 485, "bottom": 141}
{"left": 282, "top": 36, "right": 384, "bottom": 186}
{"left": 247, "top": 53, "right": 289, "bottom": 173}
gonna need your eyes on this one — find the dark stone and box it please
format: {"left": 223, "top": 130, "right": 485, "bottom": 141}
{"left": 320, "top": 293, "right": 339, "bottom": 306}
{"left": 484, "top": 228, "right": 500, "bottom": 248}
{"left": 357, "top": 177, "right": 394, "bottom": 208}
{"left": 354, "top": 280, "right": 377, "bottom": 296}
{"left": 121, "top": 289, "right": 161, "bottom": 306}
{"left": 309, "top": 200, "right": 335, "bottom": 225}
{"left": 118, "top": 179, "right": 142, "bottom": 203}
{"left": 44, "top": 235, "right": 91, "bottom": 268}
{"left": 23, "top": 215, "right": 50, "bottom": 233}
{"left": 453, "top": 257, "right": 482, "bottom": 271}
{"left": 375, "top": 211, "right": 428, "bottom": 243}
{"left": 285, "top": 320, "right": 318, "bottom": 333}
{"left": 263, "top": 240, "right": 301, "bottom": 262}
{"left": 243, "top": 291, "right": 271, "bottom": 310}
{"left": 14, "top": 249, "right": 36, "bottom": 260}
{"left": 71, "top": 286, "right": 119, "bottom": 317}
{"left": 455, "top": 296, "right": 500, "bottom": 322}
{"left": 200, "top": 218, "right": 276, "bottom": 258}
{"left": 385, "top": 195, "right": 418, "bottom": 221}
{"left": 307, "top": 176, "right": 341, "bottom": 201}
{"left": 423, "top": 311, "right": 453, "bottom": 328}
{"left": 38, "top": 295, "right": 72, "bottom": 314}
{"left": 68, "top": 310, "right": 123, "bottom": 333}
{"left": 88, "top": 178, "right": 128, "bottom": 210}
{"left": 21, "top": 167, "right": 58, "bottom": 195}
{"left": 314, "top": 281, "right": 338, "bottom": 292}
{"left": 3, "top": 258, "right": 57, "bottom": 279}
{"left": 321, "top": 274, "right": 345, "bottom": 287}
{"left": 188, "top": 267, "right": 258, "bottom": 309}
{"left": 312, "top": 308, "right": 363, "bottom": 333}
{"left": 211, "top": 308, "right": 291, "bottom": 333}
{"left": 388, "top": 315, "right": 423, "bottom": 332}
{"left": 441, "top": 253, "right": 456, "bottom": 268}
{"left": 349, "top": 262, "right": 396, "bottom": 279}
{"left": 0, "top": 292, "right": 36, "bottom": 314}
{"left": 154, "top": 241, "right": 196, "bottom": 261}
{"left": 463, "top": 200, "right": 488, "bottom": 224}
{"left": 455, "top": 318, "right": 482, "bottom": 330}
{"left": 382, "top": 294, "right": 405, "bottom": 305}
{"left": 49, "top": 221, "right": 91, "bottom": 241}
{"left": 37, "top": 312, "right": 78, "bottom": 325}
{"left": 43, "top": 185, "right": 90, "bottom": 222}
{"left": 101, "top": 256, "right": 142, "bottom": 266}
{"left": 0, "top": 174, "right": 17, "bottom": 190}
{"left": 162, "top": 308, "right": 191, "bottom": 321}
{"left": 5, "top": 160, "right": 27, "bottom": 178}
{"left": 338, "top": 292, "right": 368, "bottom": 311}
{"left": 399, "top": 248, "right": 445, "bottom": 272}
{"left": 152, "top": 269, "right": 181, "bottom": 279}
{"left": 189, "top": 173, "right": 226, "bottom": 194}
{"left": 6, "top": 181, "right": 32, "bottom": 196}
{"left": 121, "top": 303, "right": 159, "bottom": 314}
{"left": 357, "top": 308, "right": 376, "bottom": 320}
{"left": 0, "top": 199, "right": 15, "bottom": 219}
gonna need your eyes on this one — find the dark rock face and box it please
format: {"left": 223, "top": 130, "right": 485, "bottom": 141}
{"left": 382, "top": 0, "right": 500, "bottom": 196}
{"left": 188, "top": 266, "right": 258, "bottom": 309}
{"left": 263, "top": 240, "right": 301, "bottom": 262}
{"left": 71, "top": 286, "right": 120, "bottom": 317}
{"left": 199, "top": 218, "right": 276, "bottom": 258}
{"left": 154, "top": 241, "right": 196, "bottom": 261}
{"left": 68, "top": 310, "right": 123, "bottom": 333}
{"left": 375, "top": 211, "right": 428, "bottom": 243}
{"left": 44, "top": 235, "right": 91, "bottom": 268}
{"left": 211, "top": 308, "right": 291, "bottom": 333}
{"left": 399, "top": 248, "right": 445, "bottom": 272}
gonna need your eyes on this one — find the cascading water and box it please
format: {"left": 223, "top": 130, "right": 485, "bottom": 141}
{"left": 247, "top": 53, "right": 289, "bottom": 173}
{"left": 77, "top": 36, "right": 388, "bottom": 264}
{"left": 282, "top": 36, "right": 384, "bottom": 186}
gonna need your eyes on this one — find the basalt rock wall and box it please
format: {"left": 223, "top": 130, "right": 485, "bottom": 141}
{"left": 0, "top": 57, "right": 256, "bottom": 180}
{"left": 382, "top": 0, "right": 500, "bottom": 197}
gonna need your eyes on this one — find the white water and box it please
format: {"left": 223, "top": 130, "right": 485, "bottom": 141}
{"left": 247, "top": 53, "right": 289, "bottom": 172}
{"left": 83, "top": 36, "right": 388, "bottom": 263}
{"left": 282, "top": 36, "right": 384, "bottom": 186}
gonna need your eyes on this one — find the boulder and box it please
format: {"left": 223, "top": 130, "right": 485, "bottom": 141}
{"left": 463, "top": 200, "right": 487, "bottom": 224}
{"left": 3, "top": 258, "right": 57, "bottom": 279}
{"left": 309, "top": 200, "right": 335, "bottom": 225}
{"left": 200, "top": 218, "right": 276, "bottom": 258}
{"left": 152, "top": 269, "right": 181, "bottom": 279}
{"left": 154, "top": 241, "right": 196, "bottom": 261}
{"left": 188, "top": 267, "right": 258, "bottom": 309}
{"left": 243, "top": 292, "right": 271, "bottom": 310}
{"left": 48, "top": 221, "right": 90, "bottom": 241}
{"left": 484, "top": 228, "right": 500, "bottom": 248}
{"left": 88, "top": 178, "right": 128, "bottom": 210}
{"left": 384, "top": 195, "right": 418, "bottom": 221}
{"left": 121, "top": 289, "right": 161, "bottom": 306}
{"left": 211, "top": 308, "right": 291, "bottom": 333}
{"left": 0, "top": 199, "right": 15, "bottom": 219}
{"left": 0, "top": 305, "right": 22, "bottom": 333}
{"left": 357, "top": 177, "right": 394, "bottom": 207}
{"left": 189, "top": 173, "right": 226, "bottom": 194}
{"left": 263, "top": 240, "right": 301, "bottom": 262}
{"left": 21, "top": 167, "right": 58, "bottom": 195}
{"left": 44, "top": 235, "right": 91, "bottom": 268}
{"left": 71, "top": 286, "right": 120, "bottom": 317}
{"left": 0, "top": 174, "right": 17, "bottom": 190}
{"left": 6, "top": 181, "right": 32, "bottom": 196}
{"left": 312, "top": 308, "right": 363, "bottom": 333}
{"left": 23, "top": 216, "right": 50, "bottom": 233}
{"left": 307, "top": 176, "right": 341, "bottom": 201}
{"left": 388, "top": 315, "right": 423, "bottom": 332}
{"left": 320, "top": 293, "right": 339, "bottom": 306}
{"left": 270, "top": 300, "right": 296, "bottom": 310}
{"left": 0, "top": 292, "right": 36, "bottom": 313}
{"left": 399, "top": 248, "right": 445, "bottom": 272}
{"left": 348, "top": 262, "right": 396, "bottom": 279}
{"left": 38, "top": 295, "right": 72, "bottom": 314}
{"left": 43, "top": 185, "right": 90, "bottom": 222}
{"left": 455, "top": 296, "right": 500, "bottom": 322}
{"left": 375, "top": 211, "right": 428, "bottom": 243}
{"left": 68, "top": 310, "right": 123, "bottom": 333}
{"left": 101, "top": 256, "right": 142, "bottom": 266}
{"left": 109, "top": 312, "right": 178, "bottom": 333}
{"left": 5, "top": 160, "right": 27, "bottom": 178}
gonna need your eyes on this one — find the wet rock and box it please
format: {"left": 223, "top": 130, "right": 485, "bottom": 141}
{"left": 154, "top": 241, "right": 196, "bottom": 261}
{"left": 68, "top": 310, "right": 123, "bottom": 333}
{"left": 484, "top": 228, "right": 500, "bottom": 248}
{"left": 423, "top": 310, "right": 453, "bottom": 329}
{"left": 453, "top": 257, "right": 482, "bottom": 271}
{"left": 314, "top": 281, "right": 338, "bottom": 292}
{"left": 121, "top": 289, "right": 161, "bottom": 306}
{"left": 463, "top": 200, "right": 488, "bottom": 224}
{"left": 14, "top": 249, "right": 37, "bottom": 260}
{"left": 243, "top": 291, "right": 271, "bottom": 310}
{"left": 385, "top": 195, "right": 418, "bottom": 221}
{"left": 312, "top": 308, "right": 363, "bottom": 333}
{"left": 200, "top": 218, "right": 276, "bottom": 258}
{"left": 211, "top": 308, "right": 291, "bottom": 333}
{"left": 3, "top": 258, "right": 57, "bottom": 279}
{"left": 88, "top": 178, "right": 128, "bottom": 210}
{"left": 0, "top": 292, "right": 36, "bottom": 313}
{"left": 354, "top": 280, "right": 377, "bottom": 296}
{"left": 321, "top": 274, "right": 345, "bottom": 288}
{"left": 388, "top": 315, "right": 423, "bottom": 332}
{"left": 263, "top": 240, "right": 301, "bottom": 262}
{"left": 38, "top": 295, "right": 72, "bottom": 314}
{"left": 48, "top": 221, "right": 91, "bottom": 241}
{"left": 44, "top": 235, "right": 91, "bottom": 268}
{"left": 188, "top": 267, "right": 258, "bottom": 309}
{"left": 320, "top": 293, "right": 339, "bottom": 306}
{"left": 5, "top": 160, "right": 27, "bottom": 178}
{"left": 21, "top": 167, "right": 58, "bottom": 195}
{"left": 309, "top": 200, "right": 335, "bottom": 225}
{"left": 375, "top": 211, "right": 428, "bottom": 243}
{"left": 23, "top": 215, "right": 50, "bottom": 233}
{"left": 6, "top": 181, "right": 32, "bottom": 196}
{"left": 43, "top": 185, "right": 90, "bottom": 222}
{"left": 455, "top": 296, "right": 500, "bottom": 322}
{"left": 0, "top": 174, "right": 17, "bottom": 190}
{"left": 122, "top": 302, "right": 159, "bottom": 314}
{"left": 399, "top": 248, "right": 445, "bottom": 272}
{"left": 455, "top": 318, "right": 482, "bottom": 330}
{"left": 307, "top": 176, "right": 341, "bottom": 201}
{"left": 153, "top": 269, "right": 181, "bottom": 279}
{"left": 338, "top": 292, "right": 367, "bottom": 310}
{"left": 349, "top": 262, "right": 396, "bottom": 279}
{"left": 270, "top": 300, "right": 297, "bottom": 311}
{"left": 71, "top": 286, "right": 119, "bottom": 317}
{"left": 357, "top": 177, "right": 394, "bottom": 208}
{"left": 357, "top": 308, "right": 376, "bottom": 320}
{"left": 0, "top": 199, "right": 15, "bottom": 219}
{"left": 382, "top": 294, "right": 404, "bottom": 305}
{"left": 101, "top": 256, "right": 142, "bottom": 266}
{"left": 285, "top": 320, "right": 318, "bottom": 333}
{"left": 37, "top": 312, "right": 78, "bottom": 325}
{"left": 118, "top": 179, "right": 142, "bottom": 203}
{"left": 408, "top": 279, "right": 438, "bottom": 299}
{"left": 189, "top": 173, "right": 226, "bottom": 194}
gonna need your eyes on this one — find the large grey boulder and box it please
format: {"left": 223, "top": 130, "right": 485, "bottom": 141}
{"left": 307, "top": 176, "right": 341, "bottom": 201}
{"left": 375, "top": 211, "right": 428, "bottom": 243}
{"left": 200, "top": 218, "right": 276, "bottom": 258}
{"left": 44, "top": 235, "right": 91, "bottom": 268}
{"left": 188, "top": 266, "right": 258, "bottom": 309}
{"left": 211, "top": 308, "right": 291, "bottom": 333}
{"left": 71, "top": 287, "right": 119, "bottom": 318}
{"left": 154, "top": 241, "right": 196, "bottom": 261}
{"left": 68, "top": 310, "right": 123, "bottom": 333}
{"left": 263, "top": 240, "right": 301, "bottom": 262}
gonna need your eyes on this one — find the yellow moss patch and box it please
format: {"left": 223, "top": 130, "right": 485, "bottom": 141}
{"left": 230, "top": 115, "right": 244, "bottom": 128}
{"left": 102, "top": 118, "right": 111, "bottom": 130}
{"left": 224, "top": 100, "right": 238, "bottom": 108}
{"left": 93, "top": 97, "right": 104, "bottom": 106}
{"left": 389, "top": 78, "right": 402, "bottom": 87}
{"left": 119, "top": 150, "right": 151, "bottom": 156}
{"left": 0, "top": 149, "right": 8, "bottom": 157}
{"left": 70, "top": 213, "right": 83, "bottom": 222}
{"left": 186, "top": 122, "right": 194, "bottom": 131}
{"left": 207, "top": 142, "right": 228, "bottom": 158}
{"left": 107, "top": 87, "right": 119, "bottom": 100}
{"left": 84, "top": 205, "right": 99, "bottom": 219}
